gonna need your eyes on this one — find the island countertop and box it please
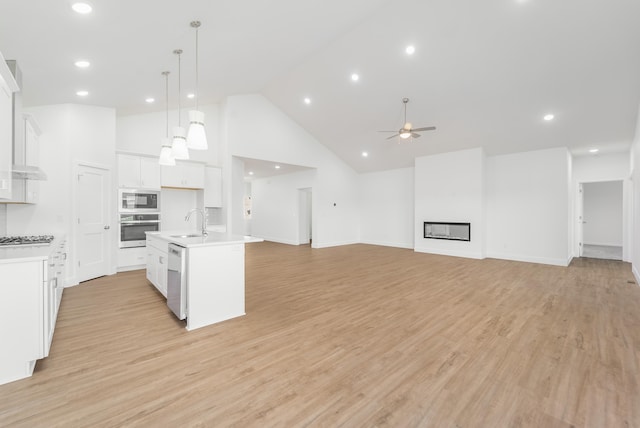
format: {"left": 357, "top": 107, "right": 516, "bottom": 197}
{"left": 146, "top": 230, "right": 262, "bottom": 248}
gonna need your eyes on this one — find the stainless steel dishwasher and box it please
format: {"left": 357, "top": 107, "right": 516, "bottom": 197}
{"left": 167, "top": 243, "right": 187, "bottom": 320}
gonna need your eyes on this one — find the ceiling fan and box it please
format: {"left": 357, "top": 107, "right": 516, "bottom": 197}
{"left": 379, "top": 98, "right": 436, "bottom": 140}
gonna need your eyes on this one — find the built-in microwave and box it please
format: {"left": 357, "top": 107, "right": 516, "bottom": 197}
{"left": 119, "top": 189, "right": 160, "bottom": 212}
{"left": 119, "top": 213, "right": 160, "bottom": 248}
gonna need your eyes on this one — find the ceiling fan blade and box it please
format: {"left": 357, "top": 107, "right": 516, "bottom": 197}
{"left": 386, "top": 134, "right": 400, "bottom": 140}
{"left": 411, "top": 133, "right": 421, "bottom": 138}
{"left": 411, "top": 126, "right": 436, "bottom": 132}
{"left": 377, "top": 130, "right": 398, "bottom": 133}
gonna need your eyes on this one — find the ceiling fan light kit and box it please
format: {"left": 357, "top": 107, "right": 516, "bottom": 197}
{"left": 187, "top": 20, "right": 208, "bottom": 150}
{"left": 379, "top": 97, "right": 436, "bottom": 141}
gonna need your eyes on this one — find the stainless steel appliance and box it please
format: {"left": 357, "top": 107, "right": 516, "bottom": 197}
{"left": 119, "top": 213, "right": 160, "bottom": 248}
{"left": 118, "top": 189, "right": 160, "bottom": 212}
{"left": 167, "top": 244, "right": 187, "bottom": 320}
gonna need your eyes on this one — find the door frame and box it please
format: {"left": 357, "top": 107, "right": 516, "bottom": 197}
{"left": 575, "top": 179, "right": 630, "bottom": 261}
{"left": 72, "top": 160, "right": 114, "bottom": 285}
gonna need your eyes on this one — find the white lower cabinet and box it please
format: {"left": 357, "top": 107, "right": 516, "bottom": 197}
{"left": 117, "top": 247, "right": 147, "bottom": 271}
{"left": 0, "top": 238, "right": 66, "bottom": 385}
{"left": 146, "top": 235, "right": 168, "bottom": 297}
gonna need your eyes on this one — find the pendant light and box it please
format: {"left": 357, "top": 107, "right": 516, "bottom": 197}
{"left": 158, "top": 71, "right": 176, "bottom": 166}
{"left": 186, "top": 20, "right": 208, "bottom": 150}
{"left": 171, "top": 49, "right": 189, "bottom": 160}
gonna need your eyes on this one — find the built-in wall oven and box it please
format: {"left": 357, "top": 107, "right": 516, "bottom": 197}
{"left": 119, "top": 213, "right": 160, "bottom": 248}
{"left": 119, "top": 189, "right": 160, "bottom": 212}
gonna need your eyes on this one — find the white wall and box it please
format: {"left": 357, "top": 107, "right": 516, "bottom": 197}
{"left": 116, "top": 104, "right": 220, "bottom": 166}
{"left": 582, "top": 181, "right": 623, "bottom": 246}
{"left": 224, "top": 94, "right": 360, "bottom": 248}
{"left": 359, "top": 167, "right": 414, "bottom": 249}
{"left": 160, "top": 188, "right": 199, "bottom": 231}
{"left": 486, "top": 147, "right": 571, "bottom": 266}
{"left": 7, "top": 104, "right": 117, "bottom": 284}
{"left": 414, "top": 148, "right": 485, "bottom": 259}
{"left": 631, "top": 106, "right": 640, "bottom": 283}
{"left": 251, "top": 170, "right": 316, "bottom": 245}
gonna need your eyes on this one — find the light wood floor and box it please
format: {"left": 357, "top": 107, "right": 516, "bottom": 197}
{"left": 1, "top": 243, "right": 639, "bottom": 427}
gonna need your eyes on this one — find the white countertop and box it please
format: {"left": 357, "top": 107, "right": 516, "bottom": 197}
{"left": 147, "top": 230, "right": 263, "bottom": 248}
{"left": 0, "top": 236, "right": 64, "bottom": 264}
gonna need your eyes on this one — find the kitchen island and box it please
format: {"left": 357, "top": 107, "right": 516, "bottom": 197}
{"left": 146, "top": 231, "right": 261, "bottom": 331}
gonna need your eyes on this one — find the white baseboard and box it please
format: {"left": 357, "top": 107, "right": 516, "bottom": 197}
{"left": 583, "top": 242, "right": 623, "bottom": 247}
{"left": 253, "top": 236, "right": 300, "bottom": 246}
{"left": 117, "top": 265, "right": 145, "bottom": 273}
{"left": 414, "top": 247, "right": 485, "bottom": 260}
{"left": 486, "top": 252, "right": 569, "bottom": 267}
{"left": 312, "top": 240, "right": 359, "bottom": 249}
{"left": 360, "top": 240, "right": 413, "bottom": 249}
{"left": 633, "top": 265, "right": 640, "bottom": 287}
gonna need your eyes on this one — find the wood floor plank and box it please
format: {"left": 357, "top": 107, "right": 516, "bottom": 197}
{"left": 0, "top": 242, "right": 639, "bottom": 427}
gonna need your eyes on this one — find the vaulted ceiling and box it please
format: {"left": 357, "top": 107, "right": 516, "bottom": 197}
{"left": 1, "top": 0, "right": 639, "bottom": 173}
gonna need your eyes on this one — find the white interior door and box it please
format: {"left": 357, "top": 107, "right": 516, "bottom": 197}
{"left": 576, "top": 183, "right": 584, "bottom": 257}
{"left": 77, "top": 164, "right": 110, "bottom": 282}
{"left": 298, "top": 188, "right": 312, "bottom": 245}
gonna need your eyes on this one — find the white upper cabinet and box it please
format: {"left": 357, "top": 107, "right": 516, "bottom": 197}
{"left": 117, "top": 154, "right": 161, "bottom": 189}
{"left": 19, "top": 115, "right": 40, "bottom": 203}
{"left": 0, "top": 53, "right": 19, "bottom": 200}
{"left": 161, "top": 161, "right": 205, "bottom": 189}
{"left": 204, "top": 166, "right": 222, "bottom": 207}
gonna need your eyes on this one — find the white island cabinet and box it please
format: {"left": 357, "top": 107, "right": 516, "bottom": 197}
{"left": 146, "top": 234, "right": 168, "bottom": 297}
{"left": 146, "top": 231, "right": 261, "bottom": 331}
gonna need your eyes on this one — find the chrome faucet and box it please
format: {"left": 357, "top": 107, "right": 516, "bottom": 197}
{"left": 185, "top": 208, "right": 208, "bottom": 236}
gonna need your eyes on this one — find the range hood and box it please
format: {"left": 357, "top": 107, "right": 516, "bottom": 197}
{"left": 6, "top": 60, "right": 47, "bottom": 181}
{"left": 11, "top": 164, "right": 47, "bottom": 180}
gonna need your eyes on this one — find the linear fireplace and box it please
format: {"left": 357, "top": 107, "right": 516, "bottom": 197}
{"left": 423, "top": 222, "right": 471, "bottom": 241}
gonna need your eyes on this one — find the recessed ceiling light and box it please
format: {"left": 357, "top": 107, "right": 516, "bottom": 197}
{"left": 405, "top": 45, "right": 416, "bottom": 55}
{"left": 362, "top": 151, "right": 368, "bottom": 157}
{"left": 76, "top": 90, "right": 89, "bottom": 97}
{"left": 71, "top": 2, "right": 92, "bottom": 14}
{"left": 249, "top": 171, "right": 254, "bottom": 175}
{"left": 304, "top": 97, "right": 311, "bottom": 105}
{"left": 543, "top": 114, "right": 555, "bottom": 121}
{"left": 74, "top": 60, "right": 90, "bottom": 68}
{"left": 187, "top": 93, "right": 195, "bottom": 99}
{"left": 145, "top": 97, "right": 155, "bottom": 104}
{"left": 275, "top": 165, "right": 281, "bottom": 169}
{"left": 351, "top": 73, "right": 360, "bottom": 82}
{"left": 589, "top": 148, "right": 599, "bottom": 153}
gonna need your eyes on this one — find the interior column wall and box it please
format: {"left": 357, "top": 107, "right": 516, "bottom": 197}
{"left": 486, "top": 147, "right": 571, "bottom": 266}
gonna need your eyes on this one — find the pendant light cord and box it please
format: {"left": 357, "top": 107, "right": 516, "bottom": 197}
{"left": 177, "top": 52, "right": 182, "bottom": 126}
{"left": 195, "top": 26, "right": 199, "bottom": 110}
{"left": 165, "top": 72, "right": 169, "bottom": 138}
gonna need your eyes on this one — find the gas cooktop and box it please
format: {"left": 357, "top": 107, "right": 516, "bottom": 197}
{"left": 0, "top": 235, "right": 55, "bottom": 246}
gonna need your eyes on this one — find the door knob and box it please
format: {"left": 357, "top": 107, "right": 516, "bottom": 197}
{"left": 104, "top": 225, "right": 111, "bottom": 230}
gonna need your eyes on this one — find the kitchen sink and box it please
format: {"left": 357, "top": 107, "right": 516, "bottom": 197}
{"left": 171, "top": 234, "right": 204, "bottom": 238}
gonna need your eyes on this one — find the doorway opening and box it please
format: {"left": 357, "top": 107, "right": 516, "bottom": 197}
{"left": 578, "top": 180, "right": 623, "bottom": 260}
